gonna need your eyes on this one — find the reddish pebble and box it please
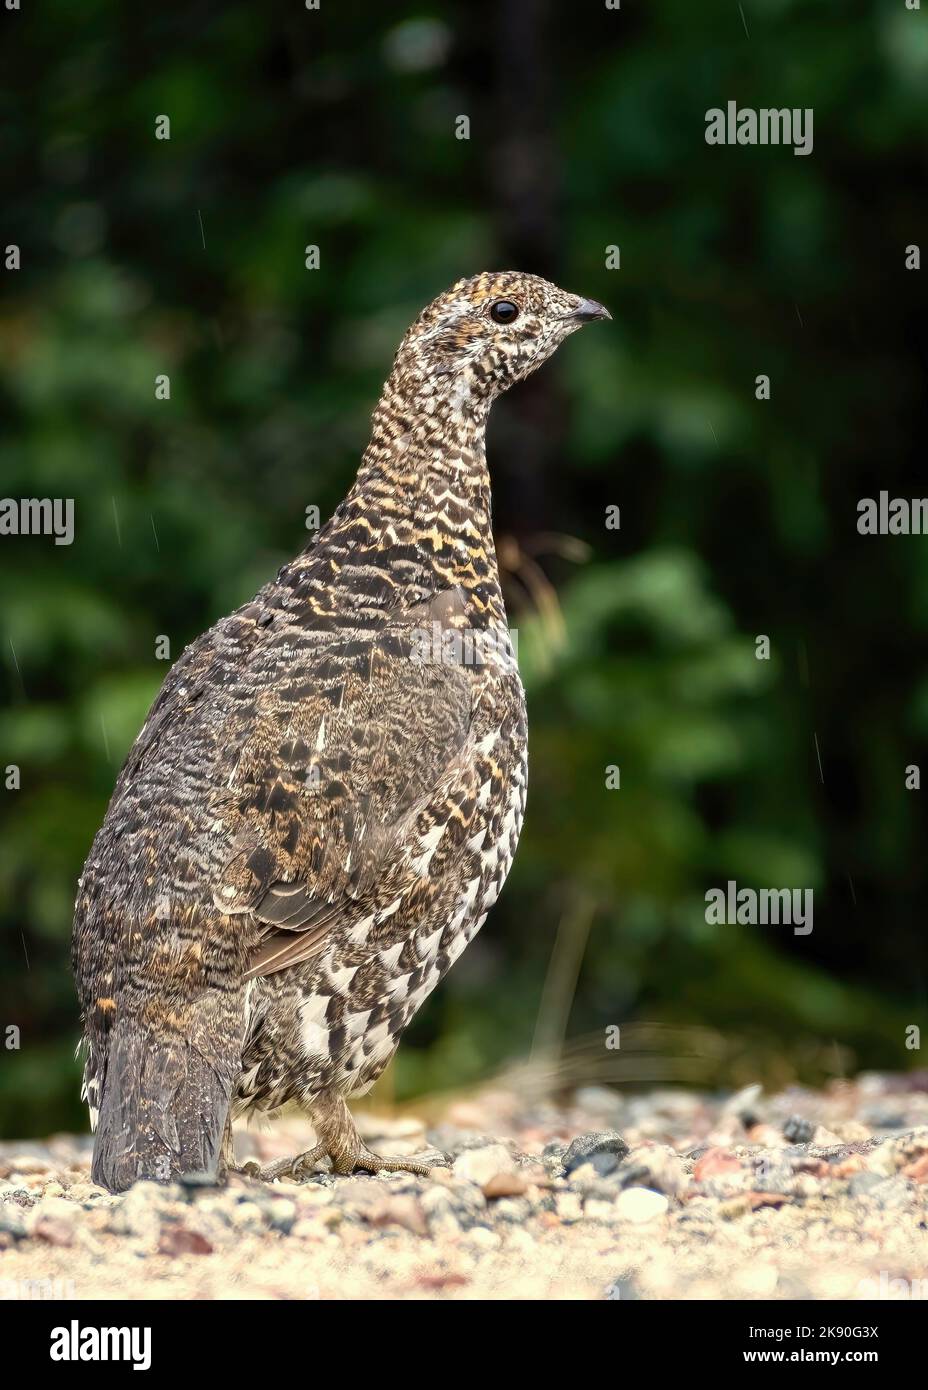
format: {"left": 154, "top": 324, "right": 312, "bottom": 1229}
{"left": 694, "top": 1147, "right": 742, "bottom": 1180}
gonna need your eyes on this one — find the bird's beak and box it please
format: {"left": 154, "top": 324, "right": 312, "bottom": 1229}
{"left": 567, "top": 296, "right": 612, "bottom": 323}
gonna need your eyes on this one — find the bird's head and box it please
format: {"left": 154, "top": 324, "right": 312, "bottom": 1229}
{"left": 393, "top": 271, "right": 611, "bottom": 409}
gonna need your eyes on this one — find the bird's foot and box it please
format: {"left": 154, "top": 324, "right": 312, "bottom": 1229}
{"left": 343, "top": 1144, "right": 434, "bottom": 1177}
{"left": 236, "top": 1146, "right": 327, "bottom": 1183}
{"left": 236, "top": 1091, "right": 441, "bottom": 1182}
{"left": 244, "top": 1143, "right": 434, "bottom": 1182}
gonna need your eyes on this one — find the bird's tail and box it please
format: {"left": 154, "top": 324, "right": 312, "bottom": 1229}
{"left": 89, "top": 1014, "right": 234, "bottom": 1193}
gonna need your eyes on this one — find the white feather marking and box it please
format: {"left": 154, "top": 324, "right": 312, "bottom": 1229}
{"left": 379, "top": 942, "right": 404, "bottom": 971}
{"left": 346, "top": 913, "right": 375, "bottom": 945}
{"left": 299, "top": 993, "right": 330, "bottom": 1057}
{"left": 326, "top": 961, "right": 358, "bottom": 992}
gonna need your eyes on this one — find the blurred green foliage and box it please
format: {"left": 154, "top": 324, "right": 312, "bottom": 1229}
{"left": 1, "top": 0, "right": 927, "bottom": 1135}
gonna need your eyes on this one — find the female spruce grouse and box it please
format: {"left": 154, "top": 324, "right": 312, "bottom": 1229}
{"left": 72, "top": 271, "right": 610, "bottom": 1191}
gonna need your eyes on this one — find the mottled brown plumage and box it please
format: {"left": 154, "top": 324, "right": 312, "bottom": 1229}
{"left": 71, "top": 271, "right": 610, "bottom": 1191}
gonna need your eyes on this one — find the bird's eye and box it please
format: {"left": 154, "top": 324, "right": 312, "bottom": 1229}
{"left": 489, "top": 299, "right": 520, "bottom": 325}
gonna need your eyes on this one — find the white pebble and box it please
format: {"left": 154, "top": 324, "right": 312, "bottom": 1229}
{"left": 614, "top": 1187, "right": 669, "bottom": 1224}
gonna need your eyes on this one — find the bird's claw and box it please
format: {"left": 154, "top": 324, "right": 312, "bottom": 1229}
{"left": 239, "top": 1145, "right": 435, "bottom": 1182}
{"left": 349, "top": 1145, "right": 434, "bottom": 1177}
{"left": 237, "top": 1145, "right": 327, "bottom": 1183}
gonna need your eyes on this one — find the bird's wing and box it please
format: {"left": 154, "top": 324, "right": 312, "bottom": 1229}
{"left": 213, "top": 615, "right": 478, "bottom": 979}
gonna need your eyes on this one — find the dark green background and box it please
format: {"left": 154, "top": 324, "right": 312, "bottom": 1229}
{"left": 2, "top": 0, "right": 927, "bottom": 1136}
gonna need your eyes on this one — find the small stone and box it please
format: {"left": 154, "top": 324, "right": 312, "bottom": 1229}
{"left": 562, "top": 1131, "right": 629, "bottom": 1175}
{"left": 746, "top": 1123, "right": 786, "bottom": 1147}
{"left": 694, "top": 1147, "right": 742, "bottom": 1181}
{"left": 464, "top": 1226, "right": 500, "bottom": 1250}
{"left": 157, "top": 1224, "right": 214, "bottom": 1256}
{"left": 620, "top": 1145, "right": 688, "bottom": 1197}
{"left": 452, "top": 1144, "right": 514, "bottom": 1186}
{"left": 366, "top": 1195, "right": 428, "bottom": 1236}
{"left": 267, "top": 1198, "right": 297, "bottom": 1233}
{"left": 29, "top": 1197, "right": 79, "bottom": 1248}
{"left": 493, "top": 1196, "right": 533, "bottom": 1224}
{"left": 229, "top": 1201, "right": 267, "bottom": 1232}
{"left": 614, "top": 1187, "right": 668, "bottom": 1223}
{"left": 0, "top": 1206, "right": 26, "bottom": 1240}
{"left": 555, "top": 1192, "right": 583, "bottom": 1223}
{"left": 811, "top": 1125, "right": 844, "bottom": 1148}
{"left": 106, "top": 1182, "right": 166, "bottom": 1241}
{"left": 482, "top": 1170, "right": 528, "bottom": 1199}
{"left": 782, "top": 1114, "right": 815, "bottom": 1144}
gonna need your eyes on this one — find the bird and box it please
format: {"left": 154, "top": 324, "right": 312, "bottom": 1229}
{"left": 71, "top": 271, "right": 611, "bottom": 1192}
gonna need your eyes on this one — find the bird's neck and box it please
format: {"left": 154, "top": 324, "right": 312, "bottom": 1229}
{"left": 355, "top": 369, "right": 495, "bottom": 542}
{"left": 295, "top": 368, "right": 507, "bottom": 629}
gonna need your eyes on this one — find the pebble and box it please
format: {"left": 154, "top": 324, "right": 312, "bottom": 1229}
{"left": 28, "top": 1196, "right": 80, "bottom": 1247}
{"left": 267, "top": 1199, "right": 297, "bottom": 1234}
{"left": 452, "top": 1144, "right": 514, "bottom": 1186}
{"left": 619, "top": 1145, "right": 688, "bottom": 1197}
{"left": 366, "top": 1195, "right": 429, "bottom": 1237}
{"left": 554, "top": 1192, "right": 583, "bottom": 1223}
{"left": 482, "top": 1170, "right": 528, "bottom": 1199}
{"left": 158, "top": 1224, "right": 214, "bottom": 1256}
{"left": 105, "top": 1183, "right": 166, "bottom": 1242}
{"left": 614, "top": 1187, "right": 669, "bottom": 1223}
{"left": 561, "top": 1131, "right": 629, "bottom": 1175}
{"left": 694, "top": 1147, "right": 742, "bottom": 1181}
{"left": 0, "top": 1206, "right": 27, "bottom": 1239}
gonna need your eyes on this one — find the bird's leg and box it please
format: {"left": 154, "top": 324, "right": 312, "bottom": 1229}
{"left": 251, "top": 1090, "right": 434, "bottom": 1181}
{"left": 218, "top": 1110, "right": 258, "bottom": 1179}
{"left": 218, "top": 1112, "right": 236, "bottom": 1176}
{"left": 219, "top": 1108, "right": 293, "bottom": 1181}
{"left": 314, "top": 1090, "right": 434, "bottom": 1176}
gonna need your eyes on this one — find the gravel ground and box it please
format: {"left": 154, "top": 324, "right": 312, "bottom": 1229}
{"left": 1, "top": 1072, "right": 927, "bottom": 1301}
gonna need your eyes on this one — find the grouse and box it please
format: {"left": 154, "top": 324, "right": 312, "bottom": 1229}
{"left": 72, "top": 271, "right": 611, "bottom": 1191}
